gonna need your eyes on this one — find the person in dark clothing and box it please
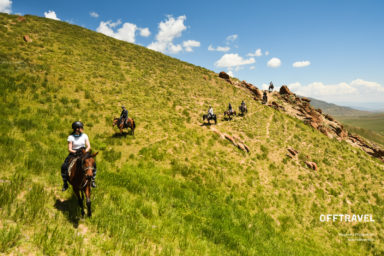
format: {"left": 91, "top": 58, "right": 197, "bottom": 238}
{"left": 228, "top": 103, "right": 233, "bottom": 114}
{"left": 262, "top": 91, "right": 268, "bottom": 104}
{"left": 120, "top": 106, "right": 128, "bottom": 127}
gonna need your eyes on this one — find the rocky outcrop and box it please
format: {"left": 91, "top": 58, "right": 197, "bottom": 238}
{"left": 211, "top": 128, "right": 250, "bottom": 153}
{"left": 324, "top": 114, "right": 335, "bottom": 122}
{"left": 219, "top": 72, "right": 232, "bottom": 84}
{"left": 224, "top": 134, "right": 250, "bottom": 153}
{"left": 23, "top": 35, "right": 32, "bottom": 42}
{"left": 305, "top": 161, "right": 318, "bottom": 171}
{"left": 287, "top": 147, "right": 298, "bottom": 159}
{"left": 279, "top": 85, "right": 293, "bottom": 95}
{"left": 222, "top": 81, "right": 384, "bottom": 162}
{"left": 17, "top": 16, "right": 26, "bottom": 22}
{"left": 219, "top": 71, "right": 230, "bottom": 80}
{"left": 269, "top": 101, "right": 285, "bottom": 111}
{"left": 240, "top": 81, "right": 262, "bottom": 99}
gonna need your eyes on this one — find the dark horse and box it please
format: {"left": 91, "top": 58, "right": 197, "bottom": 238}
{"left": 224, "top": 110, "right": 236, "bottom": 120}
{"left": 203, "top": 114, "right": 217, "bottom": 124}
{"left": 268, "top": 83, "right": 274, "bottom": 92}
{"left": 68, "top": 149, "right": 98, "bottom": 217}
{"left": 113, "top": 117, "right": 136, "bottom": 135}
{"left": 239, "top": 105, "right": 248, "bottom": 115}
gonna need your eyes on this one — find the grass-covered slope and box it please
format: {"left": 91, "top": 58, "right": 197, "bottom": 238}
{"left": 0, "top": 14, "right": 383, "bottom": 255}
{"left": 308, "top": 97, "right": 372, "bottom": 117}
{"left": 338, "top": 114, "right": 384, "bottom": 147}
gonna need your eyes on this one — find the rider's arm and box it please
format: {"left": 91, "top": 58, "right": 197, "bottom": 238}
{"left": 85, "top": 136, "right": 91, "bottom": 152}
{"left": 68, "top": 141, "right": 76, "bottom": 153}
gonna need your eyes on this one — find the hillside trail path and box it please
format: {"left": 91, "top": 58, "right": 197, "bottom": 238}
{"left": 266, "top": 112, "right": 274, "bottom": 139}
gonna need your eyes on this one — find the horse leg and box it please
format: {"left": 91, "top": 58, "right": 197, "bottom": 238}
{"left": 85, "top": 185, "right": 92, "bottom": 217}
{"left": 74, "top": 189, "right": 85, "bottom": 217}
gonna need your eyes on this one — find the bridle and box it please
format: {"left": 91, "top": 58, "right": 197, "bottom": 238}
{"left": 81, "top": 157, "right": 95, "bottom": 188}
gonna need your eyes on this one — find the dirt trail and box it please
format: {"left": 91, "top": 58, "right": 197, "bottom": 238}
{"left": 266, "top": 113, "right": 274, "bottom": 138}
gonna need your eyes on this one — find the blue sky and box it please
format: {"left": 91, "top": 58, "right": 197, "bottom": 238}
{"left": 3, "top": 0, "right": 384, "bottom": 110}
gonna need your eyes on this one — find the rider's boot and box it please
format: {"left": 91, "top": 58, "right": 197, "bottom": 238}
{"left": 91, "top": 178, "right": 96, "bottom": 188}
{"left": 91, "top": 166, "right": 96, "bottom": 188}
{"left": 62, "top": 180, "right": 68, "bottom": 191}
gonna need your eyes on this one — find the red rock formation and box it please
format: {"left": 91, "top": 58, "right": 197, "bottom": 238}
{"left": 219, "top": 71, "right": 230, "bottom": 80}
{"left": 17, "top": 16, "right": 26, "bottom": 22}
{"left": 279, "top": 85, "right": 292, "bottom": 95}
{"left": 23, "top": 35, "right": 32, "bottom": 42}
{"left": 305, "top": 161, "right": 318, "bottom": 171}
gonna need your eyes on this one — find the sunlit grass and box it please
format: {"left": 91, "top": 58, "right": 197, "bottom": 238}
{"left": 0, "top": 13, "right": 383, "bottom": 255}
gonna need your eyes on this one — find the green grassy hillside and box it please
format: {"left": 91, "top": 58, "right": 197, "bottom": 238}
{"left": 308, "top": 97, "right": 372, "bottom": 117}
{"left": 1, "top": 14, "right": 383, "bottom": 255}
{"left": 337, "top": 114, "right": 384, "bottom": 147}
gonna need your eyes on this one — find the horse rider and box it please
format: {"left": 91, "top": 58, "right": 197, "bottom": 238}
{"left": 263, "top": 91, "right": 268, "bottom": 104}
{"left": 269, "top": 81, "right": 274, "bottom": 92}
{"left": 228, "top": 103, "right": 233, "bottom": 114}
{"left": 208, "top": 106, "right": 214, "bottom": 119}
{"left": 61, "top": 121, "right": 96, "bottom": 191}
{"left": 120, "top": 105, "right": 128, "bottom": 126}
{"left": 241, "top": 100, "right": 246, "bottom": 109}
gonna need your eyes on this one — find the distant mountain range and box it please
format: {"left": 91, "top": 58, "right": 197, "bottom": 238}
{"left": 308, "top": 97, "right": 373, "bottom": 116}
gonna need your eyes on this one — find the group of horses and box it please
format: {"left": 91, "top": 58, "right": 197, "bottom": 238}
{"left": 203, "top": 103, "right": 248, "bottom": 124}
{"left": 67, "top": 92, "right": 273, "bottom": 217}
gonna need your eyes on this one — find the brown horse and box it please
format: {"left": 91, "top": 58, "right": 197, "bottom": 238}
{"left": 224, "top": 110, "right": 236, "bottom": 120}
{"left": 68, "top": 149, "right": 98, "bottom": 217}
{"left": 113, "top": 117, "right": 136, "bottom": 135}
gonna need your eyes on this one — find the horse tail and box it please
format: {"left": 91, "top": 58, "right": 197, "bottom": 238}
{"left": 133, "top": 120, "right": 136, "bottom": 129}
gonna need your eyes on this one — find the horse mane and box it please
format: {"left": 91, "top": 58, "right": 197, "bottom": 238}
{"left": 82, "top": 150, "right": 93, "bottom": 162}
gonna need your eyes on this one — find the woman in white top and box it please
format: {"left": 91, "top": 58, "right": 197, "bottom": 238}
{"left": 61, "top": 121, "right": 96, "bottom": 191}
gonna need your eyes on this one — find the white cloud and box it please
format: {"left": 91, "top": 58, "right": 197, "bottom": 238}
{"left": 183, "top": 40, "right": 200, "bottom": 52}
{"left": 267, "top": 57, "right": 281, "bottom": 68}
{"left": 90, "top": 11, "right": 99, "bottom": 18}
{"left": 208, "top": 45, "right": 230, "bottom": 52}
{"left": 215, "top": 53, "right": 255, "bottom": 68}
{"left": 227, "top": 71, "right": 234, "bottom": 77}
{"left": 250, "top": 66, "right": 255, "bottom": 70}
{"left": 286, "top": 79, "right": 384, "bottom": 104}
{"left": 265, "top": 51, "right": 269, "bottom": 56}
{"left": 226, "top": 34, "right": 238, "bottom": 42}
{"left": 139, "top": 27, "right": 151, "bottom": 37}
{"left": 261, "top": 83, "right": 269, "bottom": 90}
{"left": 0, "top": 0, "right": 11, "bottom": 13}
{"left": 248, "top": 48, "right": 262, "bottom": 57}
{"left": 350, "top": 79, "right": 384, "bottom": 93}
{"left": 44, "top": 10, "right": 60, "bottom": 21}
{"left": 148, "top": 15, "right": 190, "bottom": 54}
{"left": 97, "top": 19, "right": 150, "bottom": 43}
{"left": 293, "top": 60, "right": 311, "bottom": 68}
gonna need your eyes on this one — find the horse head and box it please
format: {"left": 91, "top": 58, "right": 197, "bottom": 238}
{"left": 112, "top": 118, "right": 119, "bottom": 127}
{"left": 81, "top": 151, "right": 98, "bottom": 180}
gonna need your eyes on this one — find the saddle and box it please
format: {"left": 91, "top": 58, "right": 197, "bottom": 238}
{"left": 120, "top": 118, "right": 131, "bottom": 128}
{"left": 67, "top": 157, "right": 79, "bottom": 177}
